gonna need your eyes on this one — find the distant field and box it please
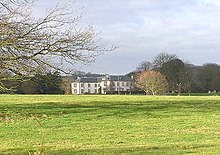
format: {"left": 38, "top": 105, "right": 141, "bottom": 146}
{"left": 1, "top": 95, "right": 220, "bottom": 154}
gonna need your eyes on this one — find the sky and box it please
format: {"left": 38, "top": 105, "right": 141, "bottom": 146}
{"left": 35, "top": 0, "right": 220, "bottom": 74}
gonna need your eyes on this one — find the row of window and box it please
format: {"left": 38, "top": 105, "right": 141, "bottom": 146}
{"left": 73, "top": 82, "right": 130, "bottom": 88}
{"left": 73, "top": 88, "right": 130, "bottom": 94}
{"left": 113, "top": 82, "right": 130, "bottom": 87}
{"left": 74, "top": 89, "right": 98, "bottom": 94}
{"left": 74, "top": 83, "right": 101, "bottom": 88}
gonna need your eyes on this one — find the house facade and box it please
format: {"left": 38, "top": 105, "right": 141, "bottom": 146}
{"left": 71, "top": 74, "right": 132, "bottom": 94}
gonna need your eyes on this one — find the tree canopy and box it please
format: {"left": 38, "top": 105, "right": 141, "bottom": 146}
{"left": 0, "top": 0, "right": 116, "bottom": 92}
{"left": 197, "top": 63, "right": 220, "bottom": 92}
{"left": 136, "top": 61, "right": 152, "bottom": 71}
{"left": 153, "top": 52, "right": 178, "bottom": 69}
{"left": 160, "top": 58, "right": 186, "bottom": 93}
{"left": 134, "top": 52, "right": 220, "bottom": 94}
{"left": 135, "top": 70, "right": 167, "bottom": 95}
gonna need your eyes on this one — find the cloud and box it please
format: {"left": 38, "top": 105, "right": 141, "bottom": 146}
{"left": 35, "top": 0, "right": 220, "bottom": 74}
{"left": 204, "top": 0, "right": 220, "bottom": 6}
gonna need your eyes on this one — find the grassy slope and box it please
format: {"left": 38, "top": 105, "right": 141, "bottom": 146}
{"left": 0, "top": 95, "right": 220, "bottom": 154}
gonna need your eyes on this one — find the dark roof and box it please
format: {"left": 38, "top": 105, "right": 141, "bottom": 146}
{"left": 78, "top": 77, "right": 102, "bottom": 83}
{"left": 61, "top": 76, "right": 75, "bottom": 82}
{"left": 84, "top": 74, "right": 103, "bottom": 77}
{"left": 109, "top": 75, "right": 131, "bottom": 81}
{"left": 75, "top": 75, "right": 131, "bottom": 83}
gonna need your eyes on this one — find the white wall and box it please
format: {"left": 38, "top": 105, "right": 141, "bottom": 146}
{"left": 72, "top": 82, "right": 100, "bottom": 94}
{"left": 71, "top": 80, "right": 131, "bottom": 94}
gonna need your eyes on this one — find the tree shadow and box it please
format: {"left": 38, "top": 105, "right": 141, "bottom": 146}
{"left": 1, "top": 97, "right": 220, "bottom": 154}
{"left": 1, "top": 98, "right": 220, "bottom": 121}
{"left": 1, "top": 143, "right": 216, "bottom": 155}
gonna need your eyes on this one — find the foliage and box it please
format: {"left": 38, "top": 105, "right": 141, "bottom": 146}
{"left": 33, "top": 71, "right": 63, "bottom": 94}
{"left": 17, "top": 79, "right": 38, "bottom": 94}
{"left": 135, "top": 52, "right": 220, "bottom": 93}
{"left": 1, "top": 95, "right": 220, "bottom": 154}
{"left": 0, "top": 71, "right": 18, "bottom": 93}
{"left": 160, "top": 59, "right": 186, "bottom": 93}
{"left": 136, "top": 70, "right": 168, "bottom": 95}
{"left": 196, "top": 63, "right": 220, "bottom": 92}
{"left": 17, "top": 71, "right": 63, "bottom": 94}
{"left": 0, "top": 0, "right": 116, "bottom": 92}
{"left": 182, "top": 63, "right": 196, "bottom": 93}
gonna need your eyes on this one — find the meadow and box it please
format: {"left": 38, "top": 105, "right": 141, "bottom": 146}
{"left": 1, "top": 95, "right": 220, "bottom": 154}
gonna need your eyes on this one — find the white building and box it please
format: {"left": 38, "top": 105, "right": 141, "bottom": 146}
{"left": 71, "top": 74, "right": 132, "bottom": 94}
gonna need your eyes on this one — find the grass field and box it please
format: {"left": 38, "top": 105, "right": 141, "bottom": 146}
{"left": 1, "top": 95, "right": 220, "bottom": 154}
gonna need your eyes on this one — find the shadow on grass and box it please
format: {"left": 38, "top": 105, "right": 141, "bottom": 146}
{"left": 1, "top": 143, "right": 216, "bottom": 155}
{"left": 1, "top": 98, "right": 220, "bottom": 120}
{"left": 1, "top": 97, "right": 220, "bottom": 154}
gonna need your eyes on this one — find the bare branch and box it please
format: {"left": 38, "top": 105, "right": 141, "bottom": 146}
{"left": 0, "top": 0, "right": 117, "bottom": 91}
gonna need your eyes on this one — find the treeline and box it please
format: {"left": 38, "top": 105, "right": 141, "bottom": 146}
{"left": 1, "top": 52, "right": 220, "bottom": 94}
{"left": 130, "top": 52, "right": 220, "bottom": 93}
{"left": 0, "top": 71, "right": 96, "bottom": 94}
{"left": 0, "top": 71, "right": 64, "bottom": 94}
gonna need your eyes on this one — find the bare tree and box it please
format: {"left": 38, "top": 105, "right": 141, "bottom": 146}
{"left": 0, "top": 0, "right": 116, "bottom": 92}
{"left": 153, "top": 52, "right": 178, "bottom": 68}
{"left": 135, "top": 70, "right": 168, "bottom": 95}
{"left": 136, "top": 61, "right": 152, "bottom": 71}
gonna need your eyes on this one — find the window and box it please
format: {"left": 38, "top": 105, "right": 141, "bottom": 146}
{"left": 95, "top": 89, "right": 98, "bottom": 94}
{"left": 95, "top": 84, "right": 97, "bottom": 87}
{"left": 88, "top": 84, "right": 91, "bottom": 87}
{"left": 81, "top": 89, "right": 84, "bottom": 94}
{"left": 122, "top": 82, "right": 124, "bottom": 86}
{"left": 81, "top": 83, "right": 84, "bottom": 87}
{"left": 74, "top": 83, "right": 77, "bottom": 87}
{"left": 98, "top": 84, "right": 100, "bottom": 87}
{"left": 88, "top": 89, "right": 91, "bottom": 93}
{"left": 126, "top": 82, "right": 129, "bottom": 87}
{"left": 117, "top": 82, "right": 120, "bottom": 86}
{"left": 74, "top": 89, "right": 77, "bottom": 94}
{"left": 104, "top": 82, "right": 107, "bottom": 86}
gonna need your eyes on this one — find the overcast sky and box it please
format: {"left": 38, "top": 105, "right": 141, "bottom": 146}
{"left": 36, "top": 0, "right": 220, "bottom": 74}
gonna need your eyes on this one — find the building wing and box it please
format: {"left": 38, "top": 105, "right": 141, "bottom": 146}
{"left": 72, "top": 74, "right": 132, "bottom": 95}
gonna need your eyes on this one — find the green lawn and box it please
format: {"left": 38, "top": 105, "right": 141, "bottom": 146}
{"left": 1, "top": 95, "right": 220, "bottom": 154}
